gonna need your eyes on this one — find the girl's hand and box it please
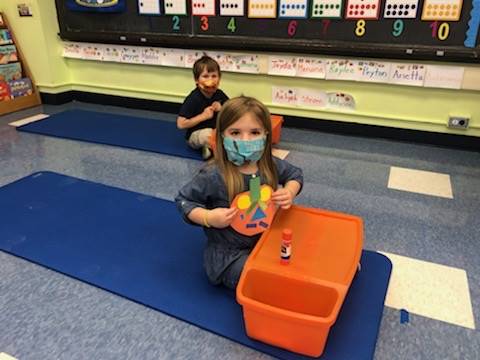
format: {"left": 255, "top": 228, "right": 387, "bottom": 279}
{"left": 207, "top": 207, "right": 238, "bottom": 228}
{"left": 272, "top": 188, "right": 294, "bottom": 209}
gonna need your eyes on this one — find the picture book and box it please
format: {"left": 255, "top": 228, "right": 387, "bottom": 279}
{"left": 0, "top": 45, "right": 18, "bottom": 64}
{"left": 0, "top": 80, "right": 11, "bottom": 101}
{"left": 0, "top": 62, "right": 22, "bottom": 82}
{"left": 8, "top": 77, "right": 33, "bottom": 98}
{"left": 0, "top": 29, "right": 12, "bottom": 45}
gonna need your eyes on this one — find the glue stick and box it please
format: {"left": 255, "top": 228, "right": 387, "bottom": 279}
{"left": 280, "top": 228, "right": 292, "bottom": 264}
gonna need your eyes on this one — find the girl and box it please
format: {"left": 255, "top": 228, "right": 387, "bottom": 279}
{"left": 175, "top": 96, "right": 303, "bottom": 290}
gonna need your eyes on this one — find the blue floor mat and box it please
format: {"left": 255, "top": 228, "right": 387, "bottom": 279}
{"left": 0, "top": 172, "right": 392, "bottom": 360}
{"left": 17, "top": 110, "right": 202, "bottom": 160}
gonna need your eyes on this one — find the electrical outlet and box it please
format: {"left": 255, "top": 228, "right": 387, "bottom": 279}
{"left": 448, "top": 116, "right": 469, "bottom": 129}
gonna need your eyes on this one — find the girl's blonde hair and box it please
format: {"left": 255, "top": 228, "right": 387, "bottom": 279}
{"left": 214, "top": 96, "right": 278, "bottom": 202}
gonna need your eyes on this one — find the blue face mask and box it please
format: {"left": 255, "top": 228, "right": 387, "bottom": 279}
{"left": 223, "top": 136, "right": 266, "bottom": 166}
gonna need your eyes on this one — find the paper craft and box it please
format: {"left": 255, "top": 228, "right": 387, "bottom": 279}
{"left": 268, "top": 56, "right": 297, "bottom": 76}
{"left": 82, "top": 44, "right": 103, "bottom": 61}
{"left": 345, "top": 0, "right": 381, "bottom": 19}
{"left": 424, "top": 65, "right": 464, "bottom": 89}
{"left": 327, "top": 92, "right": 356, "bottom": 110}
{"left": 356, "top": 61, "right": 391, "bottom": 83}
{"left": 141, "top": 47, "right": 162, "bottom": 65}
{"left": 248, "top": 0, "right": 277, "bottom": 18}
{"left": 383, "top": 0, "right": 419, "bottom": 19}
{"left": 120, "top": 46, "right": 142, "bottom": 64}
{"left": 63, "top": 42, "right": 83, "bottom": 59}
{"left": 326, "top": 59, "right": 358, "bottom": 81}
{"left": 184, "top": 50, "right": 205, "bottom": 68}
{"left": 278, "top": 0, "right": 309, "bottom": 18}
{"left": 421, "top": 0, "right": 463, "bottom": 21}
{"left": 192, "top": 0, "right": 216, "bottom": 16}
{"left": 207, "top": 52, "right": 235, "bottom": 72}
{"left": 138, "top": 0, "right": 161, "bottom": 15}
{"left": 297, "top": 88, "right": 328, "bottom": 108}
{"left": 101, "top": 45, "right": 121, "bottom": 62}
{"left": 161, "top": 49, "right": 184, "bottom": 67}
{"left": 220, "top": 0, "right": 245, "bottom": 16}
{"left": 461, "top": 66, "right": 480, "bottom": 90}
{"left": 464, "top": 0, "right": 480, "bottom": 47}
{"left": 296, "top": 57, "right": 326, "bottom": 79}
{"left": 231, "top": 54, "right": 260, "bottom": 73}
{"left": 164, "top": 0, "right": 187, "bottom": 15}
{"left": 389, "top": 63, "right": 425, "bottom": 86}
{"left": 311, "top": 0, "right": 343, "bottom": 18}
{"left": 231, "top": 176, "right": 277, "bottom": 236}
{"left": 272, "top": 86, "right": 298, "bottom": 106}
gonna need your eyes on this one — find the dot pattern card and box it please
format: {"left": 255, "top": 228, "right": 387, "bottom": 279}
{"left": 278, "top": 0, "right": 309, "bottom": 18}
{"left": 192, "top": 0, "right": 216, "bottom": 16}
{"left": 220, "top": 0, "right": 245, "bottom": 16}
{"left": 421, "top": 0, "right": 463, "bottom": 21}
{"left": 311, "top": 0, "right": 344, "bottom": 19}
{"left": 345, "top": 0, "right": 381, "bottom": 19}
{"left": 164, "top": 0, "right": 187, "bottom": 15}
{"left": 248, "top": 0, "right": 277, "bottom": 18}
{"left": 138, "top": 0, "right": 161, "bottom": 15}
{"left": 383, "top": 0, "right": 419, "bottom": 19}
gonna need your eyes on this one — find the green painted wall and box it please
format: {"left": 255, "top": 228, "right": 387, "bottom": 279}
{"left": 2, "top": 0, "right": 479, "bottom": 137}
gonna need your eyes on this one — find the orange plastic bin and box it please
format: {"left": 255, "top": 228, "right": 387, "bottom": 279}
{"left": 236, "top": 205, "right": 363, "bottom": 357}
{"left": 210, "top": 114, "right": 283, "bottom": 152}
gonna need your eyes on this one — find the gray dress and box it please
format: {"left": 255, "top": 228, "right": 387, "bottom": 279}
{"left": 175, "top": 158, "right": 303, "bottom": 289}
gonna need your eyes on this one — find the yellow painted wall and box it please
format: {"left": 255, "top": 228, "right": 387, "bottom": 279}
{"left": 1, "top": 0, "right": 479, "bottom": 137}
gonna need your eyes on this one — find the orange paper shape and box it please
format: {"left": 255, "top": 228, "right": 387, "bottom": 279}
{"left": 231, "top": 185, "right": 277, "bottom": 236}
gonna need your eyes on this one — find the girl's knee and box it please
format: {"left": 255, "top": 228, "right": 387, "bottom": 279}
{"left": 221, "top": 255, "right": 248, "bottom": 290}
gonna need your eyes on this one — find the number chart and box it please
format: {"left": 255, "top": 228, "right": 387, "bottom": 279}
{"left": 57, "top": 0, "right": 480, "bottom": 62}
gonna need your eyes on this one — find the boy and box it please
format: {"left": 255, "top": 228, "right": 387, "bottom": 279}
{"left": 177, "top": 55, "right": 229, "bottom": 159}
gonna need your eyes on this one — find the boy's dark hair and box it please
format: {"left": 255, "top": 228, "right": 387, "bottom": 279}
{"left": 193, "top": 55, "right": 221, "bottom": 80}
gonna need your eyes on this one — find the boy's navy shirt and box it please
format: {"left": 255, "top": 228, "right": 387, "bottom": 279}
{"left": 179, "top": 87, "right": 229, "bottom": 139}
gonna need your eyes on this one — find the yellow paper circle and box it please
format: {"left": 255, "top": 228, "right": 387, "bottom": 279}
{"left": 260, "top": 186, "right": 272, "bottom": 202}
{"left": 237, "top": 194, "right": 251, "bottom": 210}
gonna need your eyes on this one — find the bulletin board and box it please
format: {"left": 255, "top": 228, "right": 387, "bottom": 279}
{"left": 56, "top": 0, "right": 480, "bottom": 63}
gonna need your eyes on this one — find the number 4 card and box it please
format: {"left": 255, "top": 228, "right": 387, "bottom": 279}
{"left": 220, "top": 0, "right": 245, "bottom": 16}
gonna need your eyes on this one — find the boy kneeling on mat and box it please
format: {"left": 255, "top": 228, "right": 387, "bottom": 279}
{"left": 177, "top": 55, "right": 229, "bottom": 160}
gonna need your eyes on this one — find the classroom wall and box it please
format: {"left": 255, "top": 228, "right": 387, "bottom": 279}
{"left": 2, "top": 0, "right": 479, "bottom": 137}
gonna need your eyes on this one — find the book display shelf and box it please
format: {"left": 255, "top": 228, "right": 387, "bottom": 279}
{"left": 0, "top": 12, "right": 41, "bottom": 116}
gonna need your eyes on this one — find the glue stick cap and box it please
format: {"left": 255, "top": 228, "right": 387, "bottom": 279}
{"left": 282, "top": 228, "right": 292, "bottom": 240}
